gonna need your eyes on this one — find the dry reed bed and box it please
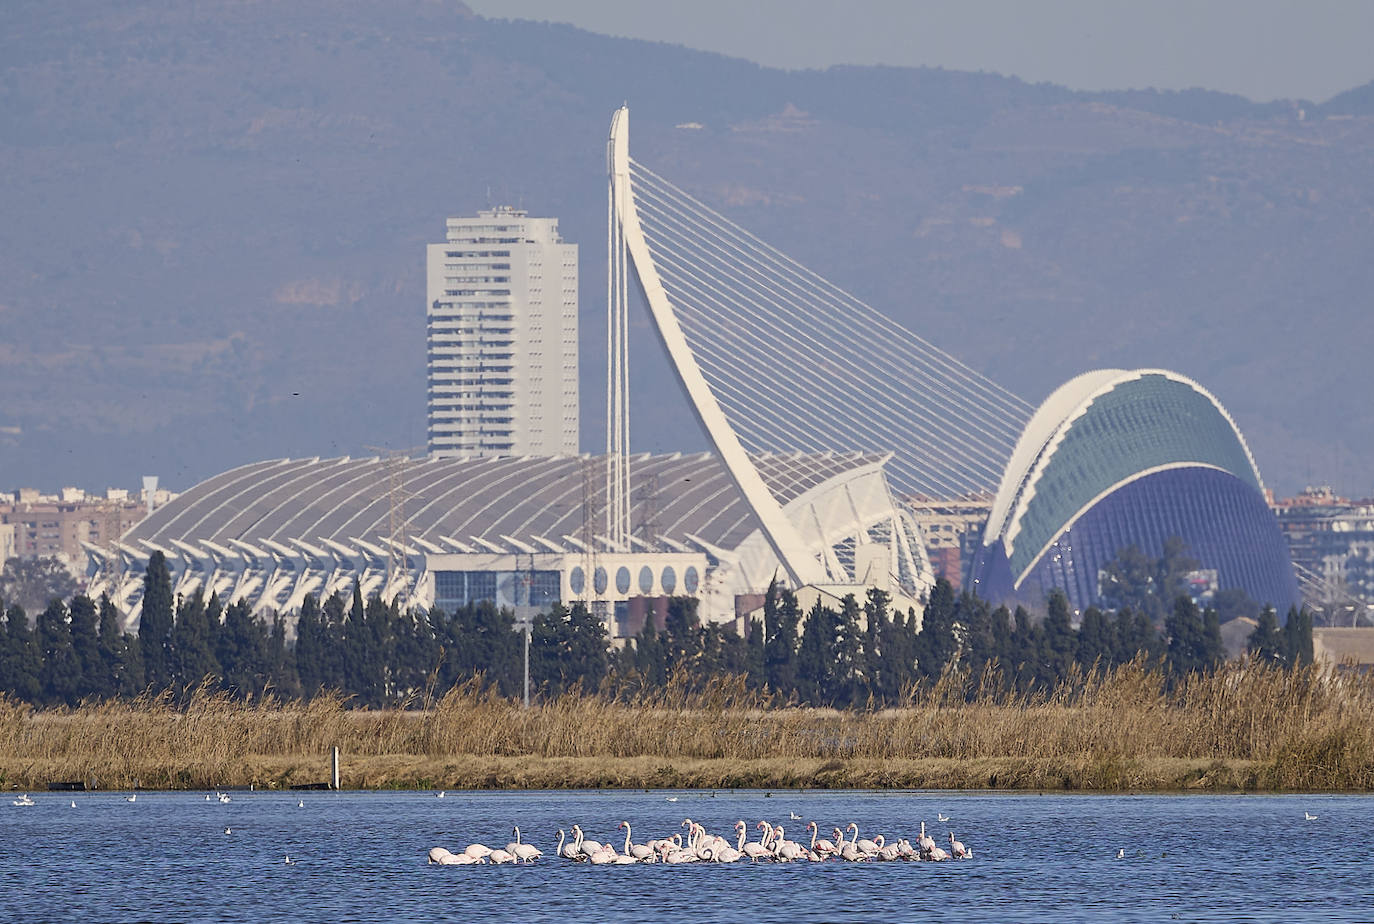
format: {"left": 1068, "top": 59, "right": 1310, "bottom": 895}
{"left": 2, "top": 663, "right": 1371, "bottom": 791}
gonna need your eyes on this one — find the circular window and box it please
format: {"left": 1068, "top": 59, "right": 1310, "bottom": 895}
{"left": 661, "top": 566, "right": 677, "bottom": 594}
{"left": 594, "top": 566, "right": 608, "bottom": 595}
{"left": 683, "top": 566, "right": 699, "bottom": 594}
{"left": 615, "top": 566, "right": 631, "bottom": 594}
{"left": 638, "top": 565, "right": 654, "bottom": 594}
{"left": 569, "top": 566, "right": 585, "bottom": 595}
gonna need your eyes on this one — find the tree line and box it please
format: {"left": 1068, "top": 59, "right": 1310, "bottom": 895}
{"left": 0, "top": 549, "right": 1314, "bottom": 709}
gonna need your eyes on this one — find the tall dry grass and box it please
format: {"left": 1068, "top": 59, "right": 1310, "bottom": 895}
{"left": 2, "top": 662, "right": 1371, "bottom": 791}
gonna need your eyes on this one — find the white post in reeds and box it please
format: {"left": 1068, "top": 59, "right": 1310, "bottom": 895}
{"left": 331, "top": 746, "right": 340, "bottom": 790}
{"left": 516, "top": 615, "right": 532, "bottom": 709}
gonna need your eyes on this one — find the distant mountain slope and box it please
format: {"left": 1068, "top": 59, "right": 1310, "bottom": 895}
{"left": 1, "top": 0, "right": 1370, "bottom": 497}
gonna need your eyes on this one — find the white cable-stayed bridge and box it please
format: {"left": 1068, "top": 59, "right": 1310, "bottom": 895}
{"left": 607, "top": 106, "right": 1031, "bottom": 587}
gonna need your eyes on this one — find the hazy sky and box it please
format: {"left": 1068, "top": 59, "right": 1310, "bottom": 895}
{"left": 467, "top": 0, "right": 1374, "bottom": 103}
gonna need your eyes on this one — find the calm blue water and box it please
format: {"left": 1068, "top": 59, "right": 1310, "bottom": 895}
{"left": 1, "top": 789, "right": 1369, "bottom": 922}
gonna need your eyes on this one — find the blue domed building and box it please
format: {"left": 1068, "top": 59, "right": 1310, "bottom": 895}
{"left": 968, "top": 369, "right": 1299, "bottom": 613}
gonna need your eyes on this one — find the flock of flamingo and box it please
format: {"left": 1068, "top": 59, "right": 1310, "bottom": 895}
{"left": 427, "top": 818, "right": 973, "bottom": 866}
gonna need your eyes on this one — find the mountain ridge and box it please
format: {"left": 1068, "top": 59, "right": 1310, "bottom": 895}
{"left": 1, "top": 2, "right": 1370, "bottom": 496}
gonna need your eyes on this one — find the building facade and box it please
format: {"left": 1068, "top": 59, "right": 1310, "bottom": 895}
{"left": 1273, "top": 486, "right": 1374, "bottom": 624}
{"left": 904, "top": 492, "right": 994, "bottom": 590}
{"left": 1, "top": 488, "right": 151, "bottom": 574}
{"left": 426, "top": 206, "right": 578, "bottom": 457}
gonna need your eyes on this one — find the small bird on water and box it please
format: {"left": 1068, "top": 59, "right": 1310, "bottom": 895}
{"left": 1305, "top": 812, "right": 1319, "bottom": 821}
{"left": 1116, "top": 849, "right": 1125, "bottom": 859}
{"left": 284, "top": 855, "right": 295, "bottom": 865}
{"left": 224, "top": 827, "right": 232, "bottom": 835}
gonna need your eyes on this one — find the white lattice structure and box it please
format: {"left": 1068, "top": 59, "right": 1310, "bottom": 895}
{"left": 84, "top": 451, "right": 929, "bottom": 632}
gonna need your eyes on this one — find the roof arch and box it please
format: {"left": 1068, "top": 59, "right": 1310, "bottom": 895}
{"left": 983, "top": 369, "right": 1266, "bottom": 584}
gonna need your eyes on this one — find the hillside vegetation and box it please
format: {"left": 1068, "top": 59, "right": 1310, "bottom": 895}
{"left": 1, "top": 1, "right": 1371, "bottom": 493}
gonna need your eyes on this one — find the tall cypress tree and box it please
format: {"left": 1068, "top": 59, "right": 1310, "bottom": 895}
{"left": 356, "top": 594, "right": 392, "bottom": 705}
{"left": 530, "top": 604, "right": 573, "bottom": 697}
{"left": 1201, "top": 605, "right": 1225, "bottom": 669}
{"left": 139, "top": 551, "right": 175, "bottom": 689}
{"left": 794, "top": 598, "right": 834, "bottom": 704}
{"left": 265, "top": 613, "right": 301, "bottom": 699}
{"left": 344, "top": 582, "right": 370, "bottom": 699}
{"left": 319, "top": 591, "right": 348, "bottom": 691}
{"left": 2, "top": 603, "right": 42, "bottom": 701}
{"left": 633, "top": 614, "right": 668, "bottom": 686}
{"left": 37, "top": 599, "right": 81, "bottom": 706}
{"left": 1295, "top": 608, "right": 1315, "bottom": 666}
{"left": 862, "top": 587, "right": 893, "bottom": 703}
{"left": 1075, "top": 606, "right": 1111, "bottom": 671}
{"left": 832, "top": 594, "right": 864, "bottom": 707}
{"left": 1281, "top": 606, "right": 1314, "bottom": 667}
{"left": 68, "top": 594, "right": 102, "bottom": 700}
{"left": 293, "top": 593, "right": 324, "bottom": 694}
{"left": 743, "top": 618, "right": 766, "bottom": 690}
{"left": 664, "top": 596, "right": 702, "bottom": 676}
{"left": 1040, "top": 589, "right": 1076, "bottom": 687}
{"left": 95, "top": 593, "right": 129, "bottom": 697}
{"left": 204, "top": 592, "right": 223, "bottom": 666}
{"left": 1008, "top": 606, "right": 1041, "bottom": 691}
{"left": 989, "top": 605, "right": 1013, "bottom": 671}
{"left": 171, "top": 589, "right": 220, "bottom": 694}
{"left": 565, "top": 601, "right": 608, "bottom": 693}
{"left": 1166, "top": 595, "right": 1205, "bottom": 678}
{"left": 392, "top": 603, "right": 439, "bottom": 701}
{"left": 218, "top": 599, "right": 267, "bottom": 700}
{"left": 763, "top": 584, "right": 801, "bottom": 697}
{"left": 916, "top": 578, "right": 957, "bottom": 681}
{"left": 1248, "top": 605, "right": 1282, "bottom": 665}
{"left": 1113, "top": 605, "right": 1161, "bottom": 666}
{"left": 470, "top": 599, "right": 518, "bottom": 697}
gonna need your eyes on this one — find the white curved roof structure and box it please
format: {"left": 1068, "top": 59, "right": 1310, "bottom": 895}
{"left": 983, "top": 368, "right": 1264, "bottom": 574}
{"left": 88, "top": 451, "right": 932, "bottom": 626}
{"left": 969, "top": 368, "right": 1295, "bottom": 611}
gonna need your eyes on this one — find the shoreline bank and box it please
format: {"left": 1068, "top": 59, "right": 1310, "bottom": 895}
{"left": 2, "top": 754, "right": 1365, "bottom": 794}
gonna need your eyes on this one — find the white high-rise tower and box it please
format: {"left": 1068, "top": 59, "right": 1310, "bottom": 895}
{"left": 426, "top": 207, "right": 578, "bottom": 457}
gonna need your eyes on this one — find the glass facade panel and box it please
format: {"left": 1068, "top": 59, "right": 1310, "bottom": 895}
{"left": 433, "top": 568, "right": 561, "bottom": 611}
{"left": 1007, "top": 467, "right": 1300, "bottom": 612}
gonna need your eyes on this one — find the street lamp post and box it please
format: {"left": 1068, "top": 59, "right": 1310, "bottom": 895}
{"left": 517, "top": 616, "right": 532, "bottom": 708}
